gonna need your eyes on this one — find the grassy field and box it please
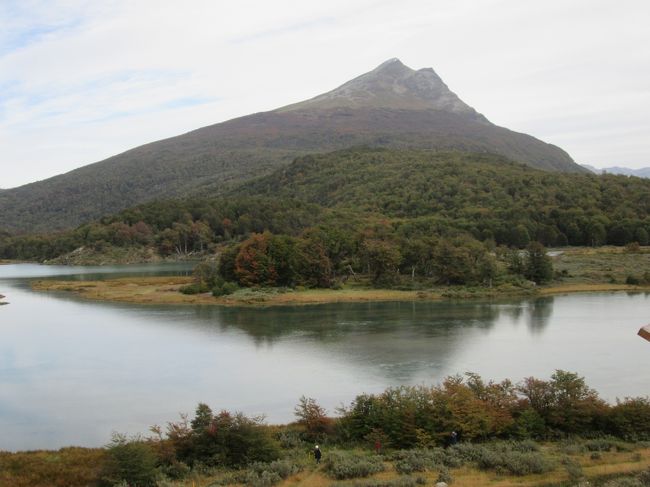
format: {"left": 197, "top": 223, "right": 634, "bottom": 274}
{"left": 552, "top": 246, "right": 650, "bottom": 286}
{"left": 1, "top": 441, "right": 648, "bottom": 487}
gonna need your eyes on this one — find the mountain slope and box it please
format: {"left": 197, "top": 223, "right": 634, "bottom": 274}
{"left": 235, "top": 148, "right": 647, "bottom": 219}
{"left": 0, "top": 58, "right": 583, "bottom": 233}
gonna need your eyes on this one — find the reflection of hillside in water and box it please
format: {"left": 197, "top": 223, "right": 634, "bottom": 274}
{"left": 190, "top": 298, "right": 556, "bottom": 382}
{"left": 193, "top": 298, "right": 555, "bottom": 342}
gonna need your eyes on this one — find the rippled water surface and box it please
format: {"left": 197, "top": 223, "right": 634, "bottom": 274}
{"left": 1, "top": 263, "right": 648, "bottom": 450}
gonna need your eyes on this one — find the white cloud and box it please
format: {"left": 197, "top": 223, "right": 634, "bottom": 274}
{"left": 1, "top": 0, "right": 650, "bottom": 188}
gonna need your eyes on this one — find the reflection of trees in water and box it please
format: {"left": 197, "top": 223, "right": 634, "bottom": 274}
{"left": 190, "top": 301, "right": 515, "bottom": 382}
{"left": 200, "top": 298, "right": 560, "bottom": 382}
{"left": 497, "top": 302, "right": 525, "bottom": 323}
{"left": 488, "top": 298, "right": 555, "bottom": 333}
{"left": 527, "top": 297, "right": 554, "bottom": 333}
{"left": 192, "top": 301, "right": 505, "bottom": 345}
{"left": 625, "top": 291, "right": 650, "bottom": 299}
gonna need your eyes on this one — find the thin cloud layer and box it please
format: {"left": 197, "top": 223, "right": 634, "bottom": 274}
{"left": 1, "top": 0, "right": 649, "bottom": 188}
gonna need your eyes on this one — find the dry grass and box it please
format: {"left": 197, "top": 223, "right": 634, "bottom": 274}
{"left": 31, "top": 275, "right": 650, "bottom": 308}
{"left": 31, "top": 277, "right": 441, "bottom": 307}
{"left": 539, "top": 283, "right": 643, "bottom": 295}
{"left": 0, "top": 448, "right": 106, "bottom": 487}
{"left": 1, "top": 444, "right": 647, "bottom": 487}
{"left": 552, "top": 246, "right": 650, "bottom": 285}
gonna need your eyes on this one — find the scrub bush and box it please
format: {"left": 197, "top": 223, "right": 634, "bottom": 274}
{"left": 323, "top": 451, "right": 385, "bottom": 480}
{"left": 101, "top": 434, "right": 158, "bottom": 487}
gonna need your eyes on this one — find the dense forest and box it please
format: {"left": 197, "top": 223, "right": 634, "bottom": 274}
{"left": 1, "top": 149, "right": 649, "bottom": 289}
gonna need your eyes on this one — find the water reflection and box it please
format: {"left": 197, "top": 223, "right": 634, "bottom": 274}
{"left": 1, "top": 264, "right": 649, "bottom": 451}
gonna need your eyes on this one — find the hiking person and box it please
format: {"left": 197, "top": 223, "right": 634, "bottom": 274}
{"left": 314, "top": 445, "right": 322, "bottom": 464}
{"left": 449, "top": 430, "right": 458, "bottom": 446}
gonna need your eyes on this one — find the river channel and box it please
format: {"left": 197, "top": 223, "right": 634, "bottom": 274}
{"left": 0, "top": 263, "right": 648, "bottom": 451}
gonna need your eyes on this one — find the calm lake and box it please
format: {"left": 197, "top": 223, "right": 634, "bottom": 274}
{"left": 1, "top": 263, "right": 649, "bottom": 451}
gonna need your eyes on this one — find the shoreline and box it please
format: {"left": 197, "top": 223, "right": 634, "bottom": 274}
{"left": 30, "top": 276, "right": 650, "bottom": 307}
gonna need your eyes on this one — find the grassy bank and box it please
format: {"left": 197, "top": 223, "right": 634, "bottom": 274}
{"left": 30, "top": 246, "right": 650, "bottom": 307}
{"left": 31, "top": 277, "right": 439, "bottom": 306}
{"left": 31, "top": 275, "right": 650, "bottom": 307}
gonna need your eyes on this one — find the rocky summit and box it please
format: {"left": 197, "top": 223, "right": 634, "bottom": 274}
{"left": 281, "top": 58, "right": 486, "bottom": 121}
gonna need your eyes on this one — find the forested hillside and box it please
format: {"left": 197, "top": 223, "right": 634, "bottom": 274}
{"left": 0, "top": 59, "right": 583, "bottom": 233}
{"left": 2, "top": 150, "right": 648, "bottom": 274}
{"left": 240, "top": 149, "right": 650, "bottom": 247}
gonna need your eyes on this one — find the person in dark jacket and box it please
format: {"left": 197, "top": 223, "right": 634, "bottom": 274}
{"left": 314, "top": 445, "right": 322, "bottom": 464}
{"left": 449, "top": 430, "right": 458, "bottom": 446}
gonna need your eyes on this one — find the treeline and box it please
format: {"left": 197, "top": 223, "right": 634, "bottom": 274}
{"left": 170, "top": 371, "right": 650, "bottom": 457}
{"left": 1, "top": 149, "right": 649, "bottom": 263}
{"left": 93, "top": 371, "right": 649, "bottom": 486}
{"left": 0, "top": 196, "right": 327, "bottom": 261}
{"left": 335, "top": 371, "right": 650, "bottom": 448}
{"left": 189, "top": 231, "right": 552, "bottom": 294}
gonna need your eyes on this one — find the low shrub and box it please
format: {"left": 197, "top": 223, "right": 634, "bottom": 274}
{"left": 323, "top": 451, "right": 385, "bottom": 480}
{"left": 559, "top": 439, "right": 586, "bottom": 455}
{"left": 584, "top": 438, "right": 631, "bottom": 452}
{"left": 212, "top": 281, "right": 239, "bottom": 297}
{"left": 451, "top": 442, "right": 554, "bottom": 476}
{"left": 248, "top": 459, "right": 303, "bottom": 479}
{"left": 243, "top": 470, "right": 282, "bottom": 487}
{"left": 391, "top": 450, "right": 434, "bottom": 474}
{"left": 180, "top": 282, "right": 210, "bottom": 294}
{"left": 506, "top": 440, "right": 540, "bottom": 452}
{"left": 337, "top": 477, "right": 419, "bottom": 487}
{"left": 562, "top": 457, "right": 584, "bottom": 483}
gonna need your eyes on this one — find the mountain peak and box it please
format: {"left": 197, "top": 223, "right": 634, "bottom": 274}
{"left": 373, "top": 57, "right": 411, "bottom": 73}
{"left": 280, "top": 58, "right": 487, "bottom": 121}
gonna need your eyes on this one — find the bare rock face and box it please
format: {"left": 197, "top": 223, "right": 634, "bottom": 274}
{"left": 282, "top": 58, "right": 487, "bottom": 122}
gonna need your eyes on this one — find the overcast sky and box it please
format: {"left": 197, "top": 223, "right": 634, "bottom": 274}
{"left": 1, "top": 0, "right": 649, "bottom": 188}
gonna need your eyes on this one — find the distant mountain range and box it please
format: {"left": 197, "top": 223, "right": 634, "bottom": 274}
{"left": 0, "top": 58, "right": 585, "bottom": 233}
{"left": 582, "top": 165, "right": 650, "bottom": 178}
